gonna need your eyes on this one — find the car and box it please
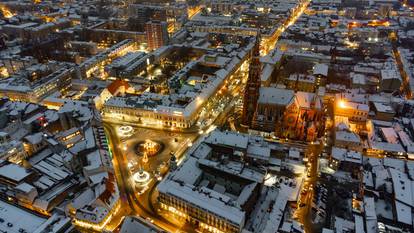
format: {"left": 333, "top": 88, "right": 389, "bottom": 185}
{"left": 155, "top": 172, "right": 162, "bottom": 181}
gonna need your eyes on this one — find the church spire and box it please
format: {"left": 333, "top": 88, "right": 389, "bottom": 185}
{"left": 242, "top": 32, "right": 262, "bottom": 126}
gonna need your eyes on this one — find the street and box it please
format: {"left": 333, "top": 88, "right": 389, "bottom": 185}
{"left": 293, "top": 142, "right": 323, "bottom": 233}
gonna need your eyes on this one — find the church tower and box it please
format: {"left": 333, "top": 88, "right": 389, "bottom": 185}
{"left": 242, "top": 33, "right": 262, "bottom": 126}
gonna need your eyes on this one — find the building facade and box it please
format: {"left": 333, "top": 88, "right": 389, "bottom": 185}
{"left": 0, "top": 67, "right": 73, "bottom": 103}
{"left": 145, "top": 21, "right": 169, "bottom": 51}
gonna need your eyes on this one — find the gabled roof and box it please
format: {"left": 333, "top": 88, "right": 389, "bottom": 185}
{"left": 107, "top": 79, "right": 130, "bottom": 95}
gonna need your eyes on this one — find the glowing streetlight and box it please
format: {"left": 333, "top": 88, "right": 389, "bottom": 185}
{"left": 338, "top": 100, "right": 347, "bottom": 108}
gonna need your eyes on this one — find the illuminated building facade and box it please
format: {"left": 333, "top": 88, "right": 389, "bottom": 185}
{"left": 158, "top": 190, "right": 243, "bottom": 233}
{"left": 72, "top": 175, "right": 121, "bottom": 231}
{"left": 187, "top": 24, "right": 258, "bottom": 37}
{"left": 128, "top": 3, "right": 188, "bottom": 34}
{"left": 145, "top": 21, "right": 169, "bottom": 51}
{"left": 103, "top": 97, "right": 195, "bottom": 128}
{"left": 0, "top": 140, "right": 27, "bottom": 164}
{"left": 79, "top": 39, "right": 135, "bottom": 79}
{"left": 334, "top": 99, "right": 369, "bottom": 123}
{"left": 280, "top": 92, "right": 324, "bottom": 141}
{"left": 0, "top": 66, "right": 73, "bottom": 103}
{"left": 0, "top": 57, "right": 38, "bottom": 77}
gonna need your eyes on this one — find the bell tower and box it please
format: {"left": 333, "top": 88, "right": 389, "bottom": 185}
{"left": 242, "top": 32, "right": 262, "bottom": 126}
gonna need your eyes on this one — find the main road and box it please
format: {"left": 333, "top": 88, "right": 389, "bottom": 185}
{"left": 261, "top": 0, "right": 311, "bottom": 55}
{"left": 294, "top": 142, "right": 323, "bottom": 233}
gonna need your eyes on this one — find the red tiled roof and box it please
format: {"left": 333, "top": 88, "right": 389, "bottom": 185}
{"left": 107, "top": 79, "right": 130, "bottom": 95}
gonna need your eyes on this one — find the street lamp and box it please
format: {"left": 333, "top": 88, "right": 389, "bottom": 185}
{"left": 338, "top": 100, "right": 346, "bottom": 108}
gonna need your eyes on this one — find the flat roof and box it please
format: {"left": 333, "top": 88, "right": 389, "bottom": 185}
{"left": 0, "top": 163, "right": 32, "bottom": 183}
{"left": 0, "top": 200, "right": 47, "bottom": 232}
{"left": 205, "top": 130, "right": 249, "bottom": 149}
